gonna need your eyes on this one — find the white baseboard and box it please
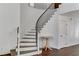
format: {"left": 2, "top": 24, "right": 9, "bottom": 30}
{"left": 49, "top": 42, "right": 79, "bottom": 49}
{"left": 0, "top": 47, "right": 16, "bottom": 55}
{"left": 0, "top": 50, "right": 10, "bottom": 55}
{"left": 58, "top": 42, "right": 79, "bottom": 49}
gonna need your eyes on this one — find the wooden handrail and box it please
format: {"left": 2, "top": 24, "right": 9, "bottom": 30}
{"left": 35, "top": 3, "right": 54, "bottom": 46}
{"left": 35, "top": 3, "right": 61, "bottom": 54}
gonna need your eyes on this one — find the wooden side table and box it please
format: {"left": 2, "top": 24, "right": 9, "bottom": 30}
{"left": 40, "top": 36, "right": 55, "bottom": 56}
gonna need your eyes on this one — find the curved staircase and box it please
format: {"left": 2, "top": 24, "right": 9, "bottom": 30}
{"left": 17, "top": 3, "right": 61, "bottom": 56}
{"left": 19, "top": 29, "right": 42, "bottom": 56}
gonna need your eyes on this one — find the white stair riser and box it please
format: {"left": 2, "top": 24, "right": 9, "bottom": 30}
{"left": 20, "top": 39, "right": 36, "bottom": 42}
{"left": 22, "top": 36, "right": 35, "bottom": 38}
{"left": 0, "top": 51, "right": 10, "bottom": 55}
{"left": 23, "top": 33, "right": 36, "bottom": 36}
{"left": 20, "top": 50, "right": 42, "bottom": 56}
{"left": 40, "top": 15, "right": 56, "bottom": 34}
{"left": 17, "top": 8, "right": 57, "bottom": 56}
{"left": 20, "top": 43, "right": 36, "bottom": 46}
{"left": 19, "top": 47, "right": 37, "bottom": 51}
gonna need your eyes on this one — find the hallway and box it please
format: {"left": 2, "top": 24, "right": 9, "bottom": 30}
{"left": 36, "top": 44, "right": 79, "bottom": 56}
{"left": 58, "top": 44, "right": 79, "bottom": 56}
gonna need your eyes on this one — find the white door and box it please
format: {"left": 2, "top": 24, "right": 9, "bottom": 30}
{"left": 58, "top": 15, "right": 71, "bottom": 48}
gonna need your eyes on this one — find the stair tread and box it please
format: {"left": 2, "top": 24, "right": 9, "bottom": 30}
{"left": 20, "top": 39, "right": 36, "bottom": 41}
{"left": 28, "top": 32, "right": 36, "bottom": 33}
{"left": 20, "top": 43, "right": 36, "bottom": 46}
{"left": 22, "top": 37, "right": 36, "bottom": 39}
{"left": 20, "top": 50, "right": 42, "bottom": 56}
{"left": 17, "top": 47, "right": 37, "bottom": 51}
{"left": 24, "top": 33, "right": 36, "bottom": 35}
{"left": 20, "top": 50, "right": 37, "bottom": 54}
{"left": 22, "top": 36, "right": 35, "bottom": 38}
{"left": 24, "top": 34, "right": 36, "bottom": 36}
{"left": 31, "top": 29, "right": 35, "bottom": 30}
{"left": 20, "top": 41, "right": 36, "bottom": 43}
{"left": 20, "top": 46, "right": 36, "bottom": 48}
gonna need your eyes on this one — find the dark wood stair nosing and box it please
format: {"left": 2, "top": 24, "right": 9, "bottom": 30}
{"left": 28, "top": 32, "right": 36, "bottom": 33}
{"left": 22, "top": 37, "right": 36, "bottom": 39}
{"left": 20, "top": 46, "right": 36, "bottom": 48}
{"left": 24, "top": 34, "right": 36, "bottom": 36}
{"left": 20, "top": 41, "right": 36, "bottom": 43}
{"left": 20, "top": 50, "right": 37, "bottom": 54}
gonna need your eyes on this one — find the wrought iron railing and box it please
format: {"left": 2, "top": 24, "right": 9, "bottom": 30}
{"left": 35, "top": 3, "right": 55, "bottom": 47}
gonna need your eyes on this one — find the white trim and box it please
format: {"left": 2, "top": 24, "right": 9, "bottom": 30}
{"left": 58, "top": 42, "right": 79, "bottom": 49}
{"left": 20, "top": 50, "right": 42, "bottom": 56}
{"left": 37, "top": 33, "right": 40, "bottom": 54}
{"left": 0, "top": 50, "right": 10, "bottom": 55}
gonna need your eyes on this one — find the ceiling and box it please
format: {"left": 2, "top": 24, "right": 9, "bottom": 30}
{"left": 61, "top": 10, "right": 79, "bottom": 18}
{"left": 28, "top": 3, "right": 51, "bottom": 9}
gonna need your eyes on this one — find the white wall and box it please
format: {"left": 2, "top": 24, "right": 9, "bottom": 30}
{"left": 56, "top": 3, "right": 79, "bottom": 15}
{"left": 64, "top": 17, "right": 79, "bottom": 47}
{"left": 58, "top": 15, "right": 72, "bottom": 48}
{"left": 0, "top": 4, "right": 20, "bottom": 54}
{"left": 58, "top": 15, "right": 79, "bottom": 49}
{"left": 55, "top": 3, "right": 79, "bottom": 49}
{"left": 39, "top": 15, "right": 59, "bottom": 49}
{"left": 20, "top": 4, "right": 58, "bottom": 49}
{"left": 20, "top": 3, "right": 79, "bottom": 50}
{"left": 20, "top": 4, "right": 44, "bottom": 37}
{"left": 39, "top": 14, "right": 79, "bottom": 49}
